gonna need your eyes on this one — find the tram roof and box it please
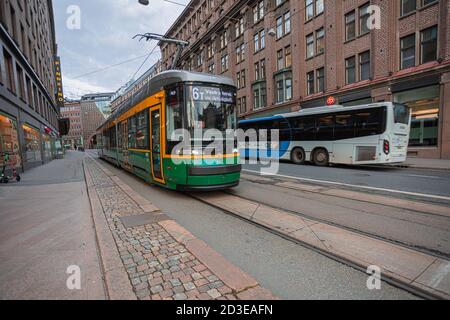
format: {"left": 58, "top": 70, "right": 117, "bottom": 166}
{"left": 98, "top": 70, "right": 235, "bottom": 130}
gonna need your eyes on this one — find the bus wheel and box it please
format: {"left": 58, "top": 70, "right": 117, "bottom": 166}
{"left": 290, "top": 148, "right": 305, "bottom": 165}
{"left": 313, "top": 148, "right": 329, "bottom": 167}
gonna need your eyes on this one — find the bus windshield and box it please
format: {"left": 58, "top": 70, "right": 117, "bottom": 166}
{"left": 394, "top": 103, "right": 410, "bottom": 124}
{"left": 185, "top": 85, "right": 237, "bottom": 134}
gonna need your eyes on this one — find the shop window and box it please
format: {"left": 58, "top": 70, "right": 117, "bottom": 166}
{"left": 22, "top": 123, "right": 41, "bottom": 162}
{"left": 1, "top": 114, "right": 21, "bottom": 168}
{"left": 394, "top": 85, "right": 440, "bottom": 147}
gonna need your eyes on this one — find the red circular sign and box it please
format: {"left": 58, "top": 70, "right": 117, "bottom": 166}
{"left": 326, "top": 96, "right": 336, "bottom": 106}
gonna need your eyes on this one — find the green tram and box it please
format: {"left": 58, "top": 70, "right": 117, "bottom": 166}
{"left": 97, "top": 70, "right": 241, "bottom": 191}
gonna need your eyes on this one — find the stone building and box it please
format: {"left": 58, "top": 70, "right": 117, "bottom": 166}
{"left": 60, "top": 100, "right": 82, "bottom": 149}
{"left": 0, "top": 0, "right": 60, "bottom": 170}
{"left": 160, "top": 0, "right": 450, "bottom": 159}
{"left": 80, "top": 93, "right": 113, "bottom": 149}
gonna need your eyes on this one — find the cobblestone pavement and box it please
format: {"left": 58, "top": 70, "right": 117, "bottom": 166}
{"left": 85, "top": 158, "right": 237, "bottom": 300}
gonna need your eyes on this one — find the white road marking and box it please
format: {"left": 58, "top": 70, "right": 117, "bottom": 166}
{"left": 242, "top": 169, "right": 450, "bottom": 201}
{"left": 407, "top": 174, "right": 440, "bottom": 179}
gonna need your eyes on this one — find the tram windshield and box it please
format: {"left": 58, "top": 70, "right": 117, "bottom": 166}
{"left": 185, "top": 85, "right": 237, "bottom": 134}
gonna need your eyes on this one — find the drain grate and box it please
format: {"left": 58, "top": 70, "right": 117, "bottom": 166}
{"left": 119, "top": 213, "right": 170, "bottom": 228}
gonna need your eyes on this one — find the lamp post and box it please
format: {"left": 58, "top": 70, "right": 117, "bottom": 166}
{"left": 138, "top": 0, "right": 149, "bottom": 5}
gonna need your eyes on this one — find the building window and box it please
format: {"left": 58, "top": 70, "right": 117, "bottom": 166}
{"left": 275, "top": 0, "right": 286, "bottom": 7}
{"left": 235, "top": 17, "right": 244, "bottom": 38}
{"left": 26, "top": 76, "right": 33, "bottom": 108}
{"left": 306, "top": 0, "right": 324, "bottom": 21}
{"left": 345, "top": 11, "right": 356, "bottom": 41}
{"left": 401, "top": 0, "right": 416, "bottom": 16}
{"left": 253, "top": 1, "right": 264, "bottom": 23}
{"left": 277, "top": 49, "right": 284, "bottom": 70}
{"left": 307, "top": 71, "right": 315, "bottom": 95}
{"left": 260, "top": 30, "right": 265, "bottom": 49}
{"left": 316, "top": 27, "right": 325, "bottom": 54}
{"left": 274, "top": 71, "right": 292, "bottom": 103}
{"left": 221, "top": 55, "right": 229, "bottom": 72}
{"left": 284, "top": 11, "right": 291, "bottom": 34}
{"left": 208, "top": 64, "right": 215, "bottom": 74}
{"left": 285, "top": 45, "right": 292, "bottom": 68}
{"left": 276, "top": 16, "right": 283, "bottom": 39}
{"left": 394, "top": 85, "right": 439, "bottom": 147}
{"left": 241, "top": 70, "right": 246, "bottom": 88}
{"left": 400, "top": 34, "right": 416, "bottom": 69}
{"left": 253, "top": 82, "right": 266, "bottom": 110}
{"left": 420, "top": 26, "right": 438, "bottom": 64}
{"left": 254, "top": 33, "right": 259, "bottom": 52}
{"left": 359, "top": 51, "right": 370, "bottom": 81}
{"left": 255, "top": 62, "right": 260, "bottom": 81}
{"left": 3, "top": 49, "right": 15, "bottom": 94}
{"left": 316, "top": 67, "right": 325, "bottom": 93}
{"left": 16, "top": 64, "right": 25, "bottom": 100}
{"left": 359, "top": 3, "right": 371, "bottom": 35}
{"left": 236, "top": 46, "right": 241, "bottom": 63}
{"left": 345, "top": 56, "right": 356, "bottom": 84}
{"left": 306, "top": 33, "right": 314, "bottom": 58}
{"left": 241, "top": 96, "right": 247, "bottom": 114}
{"left": 260, "top": 59, "right": 266, "bottom": 79}
{"left": 253, "top": 30, "right": 265, "bottom": 52}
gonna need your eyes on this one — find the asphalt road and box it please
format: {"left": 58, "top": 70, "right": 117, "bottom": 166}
{"left": 96, "top": 153, "right": 417, "bottom": 299}
{"left": 242, "top": 161, "right": 450, "bottom": 198}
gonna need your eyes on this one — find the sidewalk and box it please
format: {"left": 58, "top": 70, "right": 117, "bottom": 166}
{"left": 401, "top": 158, "right": 450, "bottom": 171}
{"left": 84, "top": 156, "right": 275, "bottom": 300}
{"left": 0, "top": 151, "right": 106, "bottom": 299}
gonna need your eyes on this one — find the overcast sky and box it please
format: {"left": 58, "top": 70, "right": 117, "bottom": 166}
{"left": 53, "top": 0, "right": 189, "bottom": 99}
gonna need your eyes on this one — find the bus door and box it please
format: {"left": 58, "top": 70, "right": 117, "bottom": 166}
{"left": 150, "top": 105, "right": 165, "bottom": 184}
{"left": 121, "top": 120, "right": 132, "bottom": 170}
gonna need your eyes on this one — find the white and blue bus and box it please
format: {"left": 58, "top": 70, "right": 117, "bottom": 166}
{"left": 239, "top": 102, "right": 411, "bottom": 166}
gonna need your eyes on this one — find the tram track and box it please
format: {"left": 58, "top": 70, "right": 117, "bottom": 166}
{"left": 188, "top": 185, "right": 450, "bottom": 300}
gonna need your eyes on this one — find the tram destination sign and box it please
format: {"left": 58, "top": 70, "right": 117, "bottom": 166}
{"left": 188, "top": 86, "right": 236, "bottom": 104}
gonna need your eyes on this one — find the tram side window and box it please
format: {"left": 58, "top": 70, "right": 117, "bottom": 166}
{"left": 128, "top": 116, "right": 137, "bottom": 149}
{"left": 136, "top": 110, "right": 149, "bottom": 150}
{"left": 110, "top": 127, "right": 116, "bottom": 148}
{"left": 355, "top": 107, "right": 385, "bottom": 137}
{"left": 117, "top": 123, "right": 123, "bottom": 150}
{"left": 334, "top": 112, "right": 355, "bottom": 140}
{"left": 316, "top": 115, "right": 334, "bottom": 141}
{"left": 166, "top": 102, "right": 183, "bottom": 154}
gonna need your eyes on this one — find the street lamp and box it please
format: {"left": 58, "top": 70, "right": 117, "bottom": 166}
{"left": 138, "top": 0, "right": 149, "bottom": 5}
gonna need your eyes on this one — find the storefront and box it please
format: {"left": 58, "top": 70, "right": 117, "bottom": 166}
{"left": 393, "top": 85, "right": 440, "bottom": 148}
{"left": 22, "top": 123, "right": 42, "bottom": 165}
{"left": 0, "top": 112, "right": 22, "bottom": 170}
{"left": 42, "top": 132, "right": 53, "bottom": 162}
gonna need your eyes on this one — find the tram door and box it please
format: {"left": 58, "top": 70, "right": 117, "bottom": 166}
{"left": 150, "top": 105, "right": 165, "bottom": 184}
{"left": 121, "top": 120, "right": 132, "bottom": 170}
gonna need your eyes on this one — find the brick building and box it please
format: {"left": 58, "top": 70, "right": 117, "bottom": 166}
{"left": 159, "top": 0, "right": 450, "bottom": 159}
{"left": 0, "top": 0, "right": 60, "bottom": 171}
{"left": 60, "top": 100, "right": 82, "bottom": 149}
{"left": 80, "top": 93, "right": 113, "bottom": 149}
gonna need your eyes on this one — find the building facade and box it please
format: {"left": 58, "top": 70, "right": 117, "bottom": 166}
{"left": 60, "top": 100, "right": 82, "bottom": 149}
{"left": 160, "top": 0, "right": 450, "bottom": 159}
{"left": 80, "top": 93, "right": 113, "bottom": 149}
{"left": 0, "top": 0, "right": 60, "bottom": 171}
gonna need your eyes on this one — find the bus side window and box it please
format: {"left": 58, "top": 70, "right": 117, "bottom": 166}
{"left": 335, "top": 112, "right": 355, "bottom": 140}
{"left": 317, "top": 115, "right": 334, "bottom": 141}
{"left": 355, "top": 108, "right": 383, "bottom": 137}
